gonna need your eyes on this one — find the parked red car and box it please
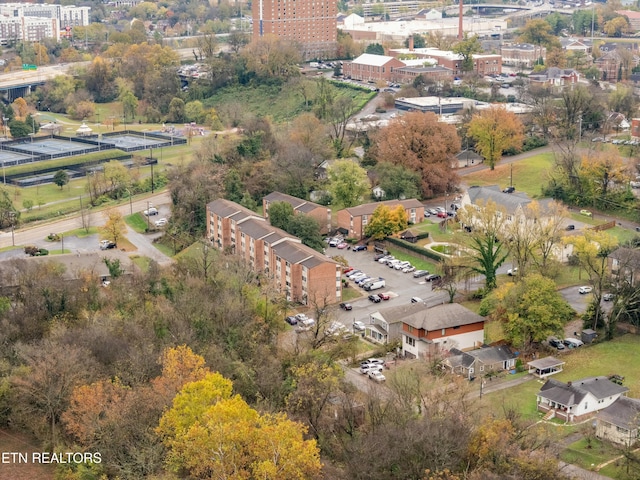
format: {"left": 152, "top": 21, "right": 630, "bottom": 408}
{"left": 379, "top": 293, "right": 390, "bottom": 301}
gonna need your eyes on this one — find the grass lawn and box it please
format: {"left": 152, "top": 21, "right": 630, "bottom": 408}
{"left": 483, "top": 335, "right": 640, "bottom": 424}
{"left": 126, "top": 212, "right": 149, "bottom": 233}
{"left": 483, "top": 319, "right": 505, "bottom": 344}
{"left": 63, "top": 226, "right": 99, "bottom": 238}
{"left": 130, "top": 255, "right": 151, "bottom": 272}
{"left": 462, "top": 153, "right": 555, "bottom": 198}
{"left": 342, "top": 286, "right": 364, "bottom": 302}
{"left": 608, "top": 226, "right": 640, "bottom": 244}
{"left": 552, "top": 335, "right": 640, "bottom": 397}
{"left": 204, "top": 81, "right": 376, "bottom": 123}
{"left": 412, "top": 220, "right": 458, "bottom": 242}
{"left": 560, "top": 437, "right": 620, "bottom": 471}
{"left": 482, "top": 376, "right": 544, "bottom": 421}
{"left": 599, "top": 458, "right": 640, "bottom": 480}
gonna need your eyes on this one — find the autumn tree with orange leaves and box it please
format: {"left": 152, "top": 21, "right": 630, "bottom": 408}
{"left": 370, "top": 111, "right": 460, "bottom": 197}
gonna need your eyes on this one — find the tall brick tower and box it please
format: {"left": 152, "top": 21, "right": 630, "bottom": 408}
{"left": 253, "top": 0, "right": 338, "bottom": 60}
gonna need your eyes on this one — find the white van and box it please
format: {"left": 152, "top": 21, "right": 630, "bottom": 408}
{"left": 563, "top": 338, "right": 584, "bottom": 348}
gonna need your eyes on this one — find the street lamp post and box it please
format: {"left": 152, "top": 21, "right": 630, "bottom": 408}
{"left": 125, "top": 188, "right": 133, "bottom": 215}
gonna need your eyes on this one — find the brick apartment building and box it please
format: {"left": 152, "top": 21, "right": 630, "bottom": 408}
{"left": 337, "top": 199, "right": 424, "bottom": 239}
{"left": 388, "top": 47, "right": 502, "bottom": 77}
{"left": 263, "top": 192, "right": 331, "bottom": 234}
{"left": 207, "top": 199, "right": 341, "bottom": 305}
{"left": 342, "top": 53, "right": 406, "bottom": 83}
{"left": 252, "top": 0, "right": 337, "bottom": 59}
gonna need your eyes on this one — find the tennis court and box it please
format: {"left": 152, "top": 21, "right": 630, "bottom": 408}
{"left": 8, "top": 138, "right": 94, "bottom": 156}
{"left": 0, "top": 150, "right": 33, "bottom": 167}
{"left": 99, "top": 134, "right": 167, "bottom": 150}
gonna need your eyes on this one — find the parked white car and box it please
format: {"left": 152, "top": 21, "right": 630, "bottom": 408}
{"left": 360, "top": 363, "right": 383, "bottom": 375}
{"left": 353, "top": 321, "right": 366, "bottom": 331}
{"left": 578, "top": 286, "right": 593, "bottom": 294}
{"left": 155, "top": 218, "right": 167, "bottom": 227}
{"left": 368, "top": 370, "right": 386, "bottom": 382}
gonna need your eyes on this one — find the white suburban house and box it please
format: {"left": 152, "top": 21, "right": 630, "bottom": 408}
{"left": 536, "top": 376, "right": 629, "bottom": 423}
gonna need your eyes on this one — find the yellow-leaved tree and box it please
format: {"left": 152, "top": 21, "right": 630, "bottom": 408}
{"left": 467, "top": 106, "right": 524, "bottom": 170}
{"left": 157, "top": 372, "right": 322, "bottom": 479}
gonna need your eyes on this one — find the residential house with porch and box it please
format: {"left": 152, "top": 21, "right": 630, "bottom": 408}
{"left": 443, "top": 345, "right": 516, "bottom": 379}
{"left": 263, "top": 192, "right": 332, "bottom": 234}
{"left": 337, "top": 199, "right": 424, "bottom": 239}
{"left": 536, "top": 376, "right": 629, "bottom": 423}
{"left": 596, "top": 396, "right": 640, "bottom": 446}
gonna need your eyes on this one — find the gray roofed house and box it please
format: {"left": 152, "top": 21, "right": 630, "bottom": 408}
{"left": 461, "top": 186, "right": 558, "bottom": 238}
{"left": 596, "top": 396, "right": 640, "bottom": 446}
{"left": 443, "top": 345, "right": 516, "bottom": 379}
{"left": 608, "top": 246, "right": 640, "bottom": 286}
{"left": 537, "top": 376, "right": 629, "bottom": 423}
{"left": 344, "top": 199, "right": 423, "bottom": 217}
{"left": 364, "top": 302, "right": 485, "bottom": 356}
{"left": 529, "top": 67, "right": 579, "bottom": 88}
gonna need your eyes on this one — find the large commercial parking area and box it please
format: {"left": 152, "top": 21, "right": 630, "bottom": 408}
{"left": 330, "top": 246, "right": 448, "bottom": 329}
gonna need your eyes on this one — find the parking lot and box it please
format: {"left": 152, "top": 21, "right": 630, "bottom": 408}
{"left": 329, "top": 245, "right": 448, "bottom": 330}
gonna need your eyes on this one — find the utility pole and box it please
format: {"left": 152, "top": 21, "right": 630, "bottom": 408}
{"left": 510, "top": 163, "right": 513, "bottom": 188}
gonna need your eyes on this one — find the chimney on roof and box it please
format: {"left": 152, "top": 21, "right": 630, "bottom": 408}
{"left": 408, "top": 35, "right": 414, "bottom": 51}
{"left": 458, "top": 0, "right": 464, "bottom": 40}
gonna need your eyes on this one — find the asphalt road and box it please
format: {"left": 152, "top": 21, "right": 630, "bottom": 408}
{"left": 0, "top": 192, "right": 173, "bottom": 265}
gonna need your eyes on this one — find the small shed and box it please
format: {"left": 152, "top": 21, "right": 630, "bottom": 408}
{"left": 400, "top": 229, "right": 418, "bottom": 243}
{"left": 75, "top": 122, "right": 93, "bottom": 137}
{"left": 455, "top": 150, "right": 483, "bottom": 168}
{"left": 527, "top": 356, "right": 565, "bottom": 378}
{"left": 40, "top": 122, "right": 63, "bottom": 135}
{"left": 581, "top": 329, "right": 598, "bottom": 344}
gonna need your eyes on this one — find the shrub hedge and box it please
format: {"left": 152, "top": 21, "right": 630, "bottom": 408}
{"left": 386, "top": 237, "right": 443, "bottom": 262}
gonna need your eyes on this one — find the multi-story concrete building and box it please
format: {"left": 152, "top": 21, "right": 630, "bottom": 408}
{"left": 263, "top": 192, "right": 332, "bottom": 234}
{"left": 500, "top": 43, "right": 545, "bottom": 69}
{"left": 0, "top": 15, "right": 59, "bottom": 44}
{"left": 252, "top": 0, "right": 337, "bottom": 59}
{"left": 0, "top": 3, "right": 90, "bottom": 44}
{"left": 337, "top": 199, "right": 424, "bottom": 239}
{"left": 207, "top": 199, "right": 341, "bottom": 305}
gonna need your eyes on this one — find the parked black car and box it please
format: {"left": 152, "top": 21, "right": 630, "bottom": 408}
{"left": 503, "top": 186, "right": 515, "bottom": 193}
{"left": 353, "top": 245, "right": 367, "bottom": 252}
{"left": 425, "top": 274, "right": 442, "bottom": 282}
{"left": 285, "top": 316, "right": 298, "bottom": 326}
{"left": 368, "top": 294, "right": 381, "bottom": 303}
{"left": 548, "top": 338, "right": 565, "bottom": 350}
{"left": 339, "top": 302, "right": 353, "bottom": 311}
{"left": 566, "top": 224, "right": 575, "bottom": 231}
